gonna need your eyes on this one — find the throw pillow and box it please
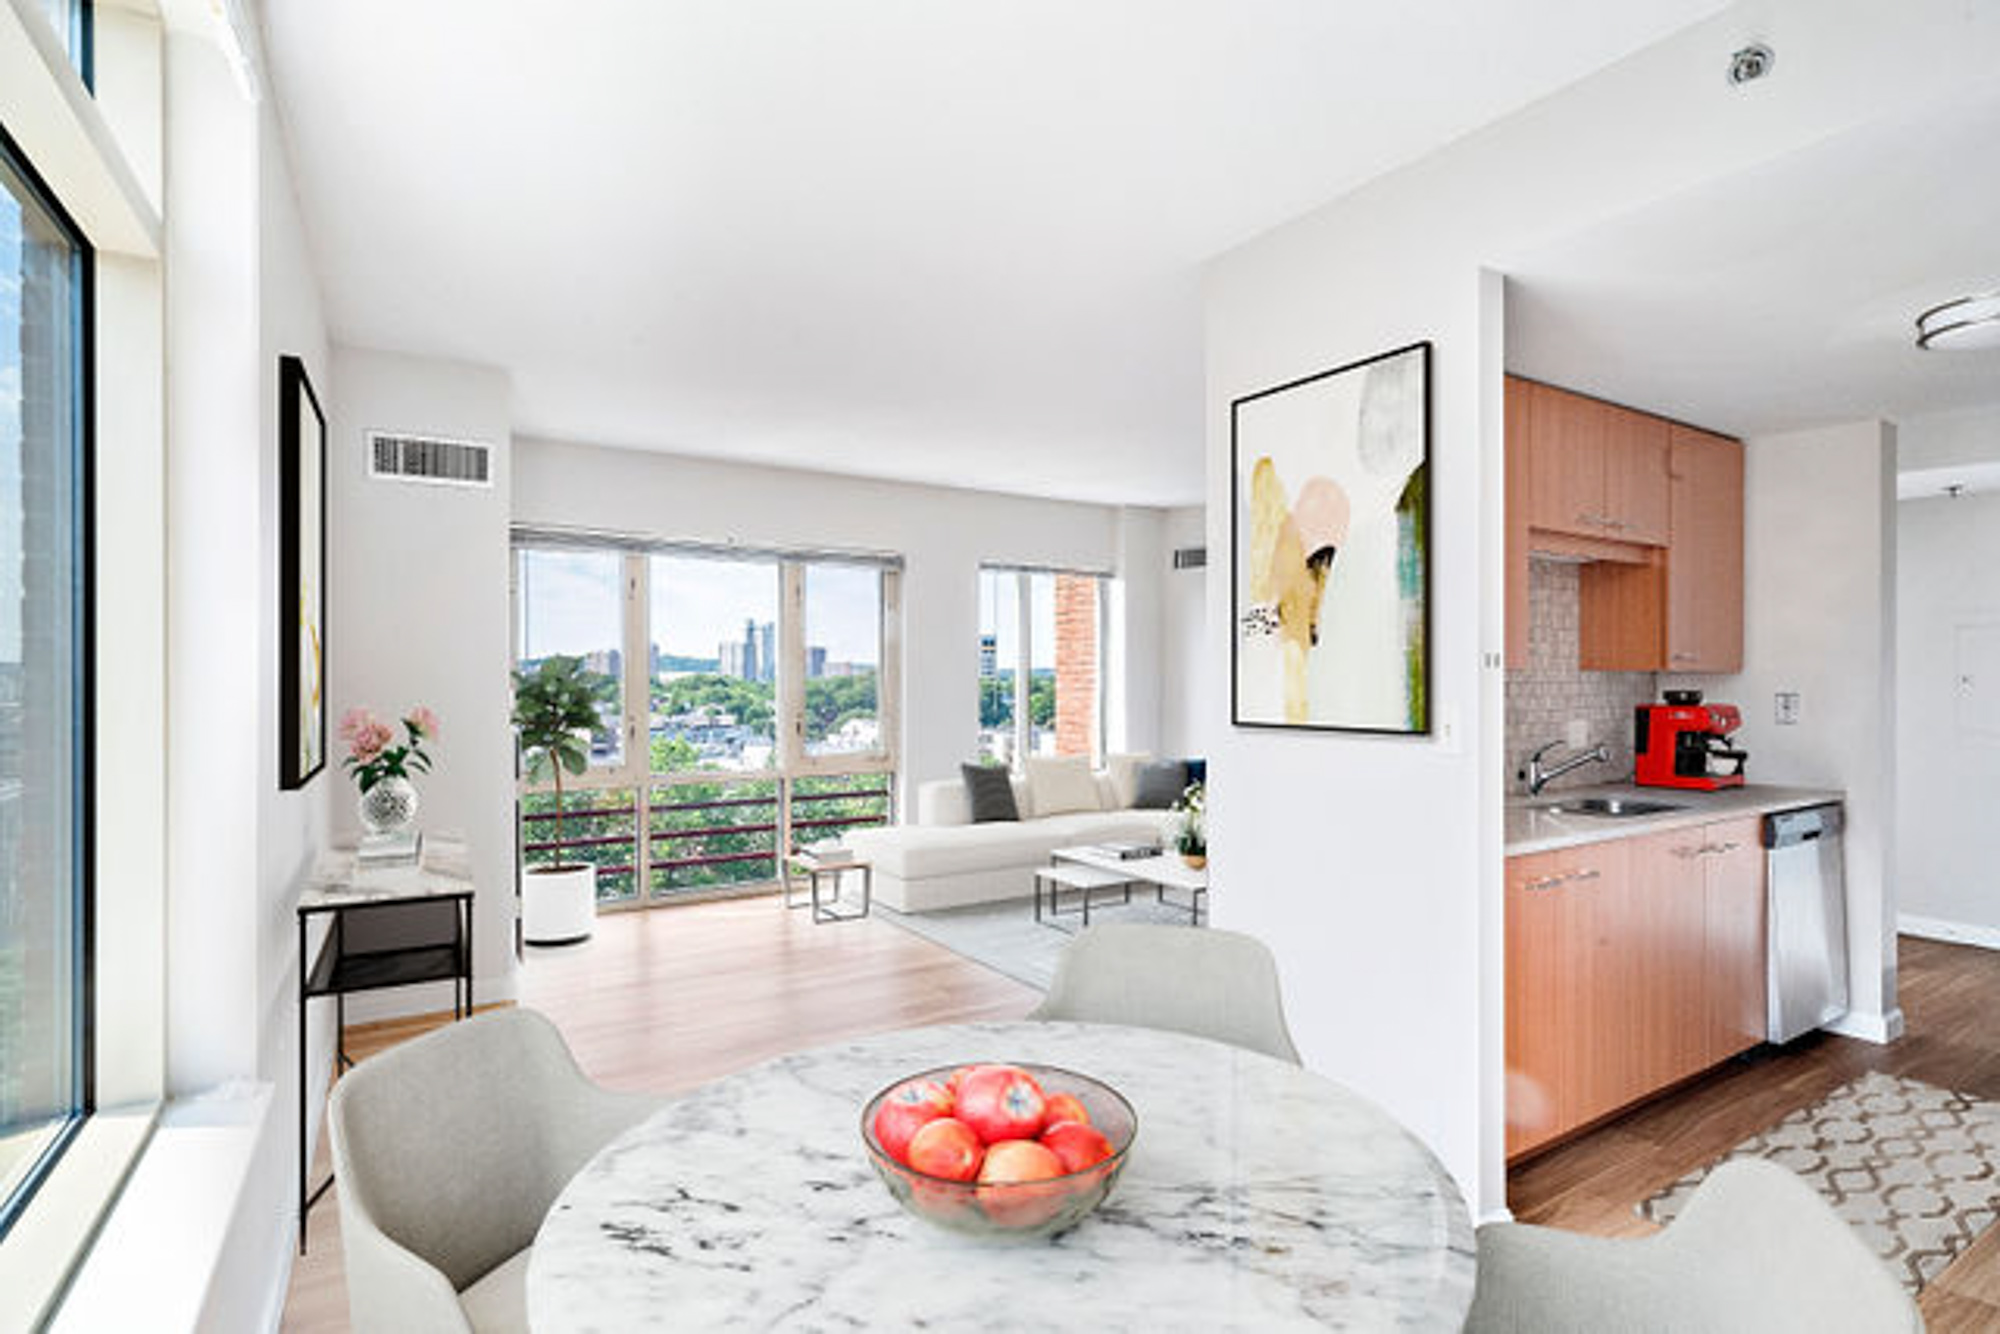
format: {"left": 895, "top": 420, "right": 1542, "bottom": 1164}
{"left": 959, "top": 763, "right": 1020, "bottom": 823}
{"left": 1132, "top": 759, "right": 1191, "bottom": 809}
{"left": 1101, "top": 751, "right": 1151, "bottom": 808}
{"left": 1025, "top": 755, "right": 1102, "bottom": 816}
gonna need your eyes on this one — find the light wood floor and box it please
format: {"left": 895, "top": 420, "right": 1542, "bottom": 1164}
{"left": 279, "top": 895, "right": 1038, "bottom": 1332}
{"left": 1509, "top": 934, "right": 2000, "bottom": 1332}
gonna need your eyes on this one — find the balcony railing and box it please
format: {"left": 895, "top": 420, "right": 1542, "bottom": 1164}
{"left": 519, "top": 772, "right": 893, "bottom": 906}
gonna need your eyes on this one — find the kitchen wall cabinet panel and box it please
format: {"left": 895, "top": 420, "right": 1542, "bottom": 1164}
{"left": 1666, "top": 426, "right": 1745, "bottom": 673}
{"left": 1505, "top": 378, "right": 1533, "bottom": 669}
{"left": 1527, "top": 381, "right": 1608, "bottom": 541}
{"left": 1603, "top": 409, "right": 1672, "bottom": 546}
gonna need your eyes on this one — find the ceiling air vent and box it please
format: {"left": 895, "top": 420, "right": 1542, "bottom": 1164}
{"left": 367, "top": 430, "right": 493, "bottom": 488}
{"left": 1172, "top": 546, "right": 1207, "bottom": 571}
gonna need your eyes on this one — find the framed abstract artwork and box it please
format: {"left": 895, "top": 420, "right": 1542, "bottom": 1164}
{"left": 280, "top": 355, "right": 327, "bottom": 788}
{"left": 1231, "top": 341, "right": 1430, "bottom": 735}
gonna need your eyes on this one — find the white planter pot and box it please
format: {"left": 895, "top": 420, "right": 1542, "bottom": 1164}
{"left": 522, "top": 864, "right": 597, "bottom": 946}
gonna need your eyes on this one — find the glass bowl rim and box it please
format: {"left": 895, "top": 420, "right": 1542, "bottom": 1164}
{"left": 859, "top": 1060, "right": 1138, "bottom": 1189}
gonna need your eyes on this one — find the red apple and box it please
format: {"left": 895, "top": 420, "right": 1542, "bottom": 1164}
{"left": 1042, "top": 1092, "right": 1090, "bottom": 1127}
{"left": 955, "top": 1065, "right": 1047, "bottom": 1144}
{"left": 1039, "top": 1120, "right": 1115, "bottom": 1175}
{"left": 871, "top": 1078, "right": 955, "bottom": 1166}
{"left": 976, "top": 1139, "right": 1068, "bottom": 1228}
{"left": 906, "top": 1116, "right": 983, "bottom": 1181}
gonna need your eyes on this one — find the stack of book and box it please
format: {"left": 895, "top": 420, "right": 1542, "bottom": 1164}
{"left": 358, "top": 829, "right": 422, "bottom": 868}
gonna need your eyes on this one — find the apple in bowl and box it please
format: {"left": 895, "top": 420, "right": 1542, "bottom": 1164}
{"left": 859, "top": 1062, "right": 1136, "bottom": 1240}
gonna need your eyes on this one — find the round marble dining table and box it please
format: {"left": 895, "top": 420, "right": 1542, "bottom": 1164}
{"left": 527, "top": 1021, "right": 1476, "bottom": 1331}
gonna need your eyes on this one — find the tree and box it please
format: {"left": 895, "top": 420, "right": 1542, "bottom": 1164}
{"left": 512, "top": 656, "right": 614, "bottom": 857}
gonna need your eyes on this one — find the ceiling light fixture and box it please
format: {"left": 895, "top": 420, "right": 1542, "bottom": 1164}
{"left": 1728, "top": 43, "right": 1775, "bottom": 85}
{"left": 1916, "top": 291, "right": 2000, "bottom": 351}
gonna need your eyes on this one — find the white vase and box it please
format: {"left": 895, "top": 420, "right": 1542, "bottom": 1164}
{"left": 358, "top": 774, "right": 419, "bottom": 836}
{"left": 522, "top": 864, "right": 597, "bottom": 945}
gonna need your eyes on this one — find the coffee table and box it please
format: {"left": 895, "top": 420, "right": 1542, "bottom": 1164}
{"left": 1052, "top": 844, "right": 1208, "bottom": 924}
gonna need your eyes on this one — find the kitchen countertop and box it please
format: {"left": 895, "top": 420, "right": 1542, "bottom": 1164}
{"left": 1505, "top": 782, "right": 1844, "bottom": 856}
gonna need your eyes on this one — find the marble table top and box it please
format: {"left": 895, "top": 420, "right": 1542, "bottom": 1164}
{"left": 528, "top": 1021, "right": 1475, "bottom": 1331}
{"left": 296, "top": 832, "right": 474, "bottom": 912}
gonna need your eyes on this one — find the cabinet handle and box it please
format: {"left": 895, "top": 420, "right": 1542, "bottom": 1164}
{"left": 1604, "top": 518, "right": 1630, "bottom": 531}
{"left": 1713, "top": 841, "right": 1741, "bottom": 854}
{"left": 1671, "top": 652, "right": 1698, "bottom": 663}
{"left": 1567, "top": 868, "right": 1602, "bottom": 883}
{"left": 1671, "top": 844, "right": 1702, "bottom": 859}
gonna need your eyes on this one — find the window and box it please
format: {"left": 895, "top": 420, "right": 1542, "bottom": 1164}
{"left": 513, "top": 539, "right": 898, "bottom": 905}
{"left": 35, "top": 1, "right": 92, "bottom": 85}
{"left": 0, "top": 133, "right": 90, "bottom": 1237}
{"left": 976, "top": 567, "right": 1104, "bottom": 765}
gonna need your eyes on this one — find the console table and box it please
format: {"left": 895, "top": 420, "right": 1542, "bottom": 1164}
{"left": 295, "top": 834, "right": 474, "bottom": 1250}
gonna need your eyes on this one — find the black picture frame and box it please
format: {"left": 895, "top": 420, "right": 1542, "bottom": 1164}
{"left": 279, "top": 355, "right": 327, "bottom": 789}
{"left": 1229, "top": 340, "right": 1432, "bottom": 736}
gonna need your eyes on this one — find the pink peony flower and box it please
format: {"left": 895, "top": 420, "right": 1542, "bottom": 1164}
{"left": 350, "top": 720, "right": 395, "bottom": 764}
{"left": 339, "top": 706, "right": 376, "bottom": 746}
{"left": 405, "top": 705, "right": 441, "bottom": 739}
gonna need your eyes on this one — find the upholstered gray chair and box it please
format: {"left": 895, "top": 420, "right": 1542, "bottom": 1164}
{"left": 1029, "top": 923, "right": 1302, "bottom": 1064}
{"left": 1465, "top": 1158, "right": 1923, "bottom": 1333}
{"left": 328, "top": 1007, "right": 662, "bottom": 1334}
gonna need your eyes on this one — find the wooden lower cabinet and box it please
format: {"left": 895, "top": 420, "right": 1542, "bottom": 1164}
{"left": 1505, "top": 818, "right": 1768, "bottom": 1161}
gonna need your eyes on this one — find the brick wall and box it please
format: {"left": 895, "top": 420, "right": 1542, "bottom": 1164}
{"left": 1503, "top": 560, "right": 1658, "bottom": 793}
{"left": 1053, "top": 574, "right": 1098, "bottom": 758}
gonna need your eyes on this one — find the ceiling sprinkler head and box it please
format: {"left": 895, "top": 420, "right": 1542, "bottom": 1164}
{"left": 1946, "top": 483, "right": 1967, "bottom": 499}
{"left": 1728, "top": 42, "right": 1775, "bottom": 85}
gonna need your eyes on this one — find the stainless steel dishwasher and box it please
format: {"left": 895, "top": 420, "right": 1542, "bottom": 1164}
{"left": 1764, "top": 803, "right": 1848, "bottom": 1043}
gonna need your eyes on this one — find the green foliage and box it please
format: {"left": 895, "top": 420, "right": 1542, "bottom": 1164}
{"left": 512, "top": 656, "right": 615, "bottom": 846}
{"left": 804, "top": 672, "right": 878, "bottom": 743}
{"left": 978, "top": 674, "right": 1053, "bottom": 730}
{"left": 652, "top": 673, "right": 775, "bottom": 734}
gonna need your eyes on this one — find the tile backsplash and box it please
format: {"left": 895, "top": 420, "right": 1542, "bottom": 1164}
{"left": 1504, "top": 560, "right": 1658, "bottom": 794}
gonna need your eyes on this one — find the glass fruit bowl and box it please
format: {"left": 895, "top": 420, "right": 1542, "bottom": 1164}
{"left": 859, "top": 1062, "right": 1137, "bottom": 1241}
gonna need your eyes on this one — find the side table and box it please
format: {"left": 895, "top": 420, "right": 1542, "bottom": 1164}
{"left": 786, "top": 851, "right": 872, "bottom": 923}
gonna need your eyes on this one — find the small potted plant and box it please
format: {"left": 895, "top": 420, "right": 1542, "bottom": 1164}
{"left": 1173, "top": 781, "right": 1206, "bottom": 870}
{"left": 341, "top": 705, "right": 439, "bottom": 839}
{"left": 512, "top": 656, "right": 612, "bottom": 945}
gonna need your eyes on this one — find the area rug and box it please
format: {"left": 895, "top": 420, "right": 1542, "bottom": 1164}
{"left": 1640, "top": 1071, "right": 2000, "bottom": 1294}
{"left": 875, "top": 894, "right": 1202, "bottom": 992}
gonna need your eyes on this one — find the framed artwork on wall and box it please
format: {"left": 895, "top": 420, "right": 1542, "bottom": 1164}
{"left": 280, "top": 354, "right": 327, "bottom": 788}
{"left": 1231, "top": 340, "right": 1430, "bottom": 735}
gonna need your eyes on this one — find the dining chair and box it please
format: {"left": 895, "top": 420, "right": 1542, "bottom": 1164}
{"left": 1029, "top": 922, "right": 1302, "bottom": 1064}
{"left": 328, "top": 1007, "right": 662, "bottom": 1334}
{"left": 1464, "top": 1158, "right": 1922, "bottom": 1333}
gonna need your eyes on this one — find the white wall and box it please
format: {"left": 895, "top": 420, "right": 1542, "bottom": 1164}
{"left": 1107, "top": 507, "right": 1164, "bottom": 756}
{"left": 511, "top": 438, "right": 1163, "bottom": 805}
{"left": 1897, "top": 404, "right": 2000, "bottom": 473}
{"left": 1896, "top": 487, "right": 2000, "bottom": 941}
{"left": 327, "top": 349, "right": 516, "bottom": 1019}
{"left": 1159, "top": 505, "right": 1208, "bottom": 758}
{"left": 1668, "top": 423, "right": 1901, "bottom": 1041}
{"left": 1202, "top": 0, "right": 1995, "bottom": 1216}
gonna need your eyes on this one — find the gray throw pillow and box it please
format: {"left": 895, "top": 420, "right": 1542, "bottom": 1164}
{"left": 1132, "top": 760, "right": 1190, "bottom": 809}
{"left": 960, "top": 763, "right": 1020, "bottom": 823}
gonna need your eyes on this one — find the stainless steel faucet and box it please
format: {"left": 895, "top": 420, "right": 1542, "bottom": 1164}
{"left": 1521, "top": 740, "right": 1611, "bottom": 796}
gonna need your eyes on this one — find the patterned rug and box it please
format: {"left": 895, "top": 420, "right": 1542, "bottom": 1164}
{"left": 1640, "top": 1071, "right": 2000, "bottom": 1294}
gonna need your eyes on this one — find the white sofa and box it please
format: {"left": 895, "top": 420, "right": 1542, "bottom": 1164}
{"left": 846, "top": 768, "right": 1177, "bottom": 913}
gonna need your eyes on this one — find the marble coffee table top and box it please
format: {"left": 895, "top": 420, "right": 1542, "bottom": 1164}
{"left": 529, "top": 1020, "right": 1474, "bottom": 1331}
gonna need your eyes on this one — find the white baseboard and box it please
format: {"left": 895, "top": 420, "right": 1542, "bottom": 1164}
{"left": 1476, "top": 1206, "right": 1515, "bottom": 1226}
{"left": 1823, "top": 1007, "right": 1905, "bottom": 1044}
{"left": 1899, "top": 913, "right": 2000, "bottom": 952}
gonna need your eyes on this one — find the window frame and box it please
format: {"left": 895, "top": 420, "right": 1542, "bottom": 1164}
{"left": 510, "top": 533, "right": 902, "bottom": 907}
{"left": 976, "top": 563, "right": 1109, "bottom": 767}
{"left": 0, "top": 117, "right": 97, "bottom": 1244}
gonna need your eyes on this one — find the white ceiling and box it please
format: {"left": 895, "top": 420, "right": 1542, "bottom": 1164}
{"left": 1505, "top": 85, "right": 2000, "bottom": 445}
{"left": 260, "top": 1, "right": 1727, "bottom": 507}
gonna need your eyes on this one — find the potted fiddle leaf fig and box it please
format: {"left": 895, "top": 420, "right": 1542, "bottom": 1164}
{"left": 512, "top": 655, "right": 613, "bottom": 945}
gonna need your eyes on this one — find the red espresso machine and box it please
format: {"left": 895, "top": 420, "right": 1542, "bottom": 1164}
{"left": 1634, "top": 691, "right": 1747, "bottom": 790}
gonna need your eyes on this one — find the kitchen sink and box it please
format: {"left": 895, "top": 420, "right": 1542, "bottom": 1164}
{"left": 1540, "top": 796, "right": 1685, "bottom": 818}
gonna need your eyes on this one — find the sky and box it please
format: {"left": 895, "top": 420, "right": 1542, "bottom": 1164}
{"left": 517, "top": 549, "right": 883, "bottom": 667}
{"left": 979, "top": 569, "right": 1063, "bottom": 671}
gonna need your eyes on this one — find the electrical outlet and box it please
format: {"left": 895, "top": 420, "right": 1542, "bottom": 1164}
{"left": 1775, "top": 691, "right": 1802, "bottom": 725}
{"left": 1566, "top": 719, "right": 1590, "bottom": 748}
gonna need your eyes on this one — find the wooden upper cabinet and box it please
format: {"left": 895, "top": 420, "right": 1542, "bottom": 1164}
{"left": 1666, "top": 426, "right": 1745, "bottom": 673}
{"left": 1526, "top": 381, "right": 1608, "bottom": 540}
{"left": 1603, "top": 410, "right": 1671, "bottom": 545}
{"left": 1505, "top": 378, "right": 1533, "bottom": 669}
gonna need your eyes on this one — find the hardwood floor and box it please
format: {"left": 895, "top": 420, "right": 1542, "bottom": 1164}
{"left": 279, "top": 895, "right": 1038, "bottom": 1332}
{"left": 1509, "top": 935, "right": 2000, "bottom": 1328}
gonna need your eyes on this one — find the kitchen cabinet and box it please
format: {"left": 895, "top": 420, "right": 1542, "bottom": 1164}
{"left": 1665, "top": 425, "right": 1745, "bottom": 673}
{"left": 1505, "top": 816, "right": 1768, "bottom": 1160}
{"left": 1501, "top": 375, "right": 1743, "bottom": 672}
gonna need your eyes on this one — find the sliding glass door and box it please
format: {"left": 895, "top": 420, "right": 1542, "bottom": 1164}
{"left": 513, "top": 542, "right": 898, "bottom": 906}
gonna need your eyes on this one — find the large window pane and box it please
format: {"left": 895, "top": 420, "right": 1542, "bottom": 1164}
{"left": 803, "top": 565, "right": 881, "bottom": 757}
{"left": 648, "top": 555, "right": 777, "bottom": 773}
{"left": 35, "top": 1, "right": 91, "bottom": 84}
{"left": 515, "top": 548, "right": 623, "bottom": 768}
{"left": 975, "top": 569, "right": 1017, "bottom": 764}
{"left": 0, "top": 140, "right": 87, "bottom": 1229}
